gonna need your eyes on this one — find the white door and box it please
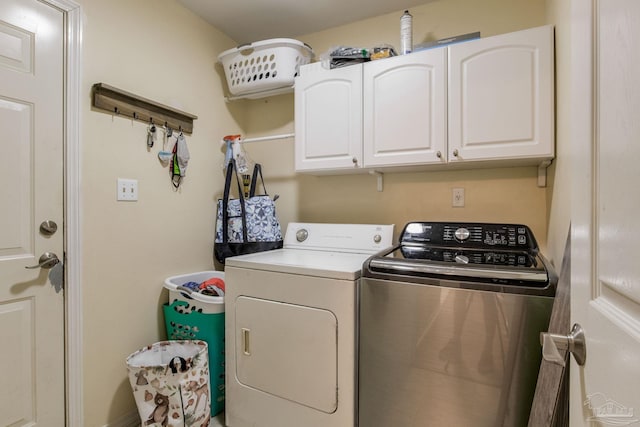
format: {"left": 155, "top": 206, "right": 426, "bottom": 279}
{"left": 0, "top": 0, "right": 65, "bottom": 425}
{"left": 363, "top": 48, "right": 447, "bottom": 167}
{"left": 571, "top": 0, "right": 640, "bottom": 425}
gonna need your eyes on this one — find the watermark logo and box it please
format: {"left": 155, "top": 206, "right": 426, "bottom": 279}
{"left": 584, "top": 393, "right": 639, "bottom": 426}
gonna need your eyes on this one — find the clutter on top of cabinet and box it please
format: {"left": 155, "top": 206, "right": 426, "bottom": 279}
{"left": 371, "top": 45, "right": 397, "bottom": 60}
{"left": 320, "top": 45, "right": 397, "bottom": 69}
{"left": 413, "top": 31, "right": 481, "bottom": 51}
{"left": 218, "top": 38, "right": 313, "bottom": 100}
{"left": 322, "top": 46, "right": 369, "bottom": 68}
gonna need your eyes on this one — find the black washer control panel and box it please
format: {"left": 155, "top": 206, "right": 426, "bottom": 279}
{"left": 399, "top": 222, "right": 537, "bottom": 251}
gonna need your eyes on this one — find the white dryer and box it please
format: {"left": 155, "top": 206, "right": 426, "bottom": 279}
{"left": 224, "top": 222, "right": 394, "bottom": 427}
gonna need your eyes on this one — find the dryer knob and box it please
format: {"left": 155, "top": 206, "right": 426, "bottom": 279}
{"left": 296, "top": 228, "right": 309, "bottom": 242}
{"left": 373, "top": 234, "right": 382, "bottom": 244}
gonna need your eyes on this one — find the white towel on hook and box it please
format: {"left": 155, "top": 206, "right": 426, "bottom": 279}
{"left": 176, "top": 133, "right": 190, "bottom": 176}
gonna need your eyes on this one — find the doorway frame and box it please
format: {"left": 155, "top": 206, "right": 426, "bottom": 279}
{"left": 41, "top": 0, "right": 83, "bottom": 425}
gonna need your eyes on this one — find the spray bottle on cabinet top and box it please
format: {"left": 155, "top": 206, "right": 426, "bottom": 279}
{"left": 400, "top": 10, "right": 413, "bottom": 55}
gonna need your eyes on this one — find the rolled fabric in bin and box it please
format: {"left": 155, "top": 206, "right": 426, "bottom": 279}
{"left": 126, "top": 340, "right": 210, "bottom": 427}
{"left": 164, "top": 301, "right": 225, "bottom": 416}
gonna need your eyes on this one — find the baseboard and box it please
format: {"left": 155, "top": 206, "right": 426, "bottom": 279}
{"left": 103, "top": 410, "right": 140, "bottom": 427}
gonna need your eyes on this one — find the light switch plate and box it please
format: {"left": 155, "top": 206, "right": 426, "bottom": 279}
{"left": 117, "top": 178, "right": 138, "bottom": 201}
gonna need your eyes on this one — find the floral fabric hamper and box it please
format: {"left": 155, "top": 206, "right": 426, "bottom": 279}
{"left": 126, "top": 340, "right": 211, "bottom": 427}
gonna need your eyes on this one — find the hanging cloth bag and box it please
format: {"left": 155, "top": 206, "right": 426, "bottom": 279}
{"left": 214, "top": 159, "right": 283, "bottom": 264}
{"left": 126, "top": 340, "right": 211, "bottom": 427}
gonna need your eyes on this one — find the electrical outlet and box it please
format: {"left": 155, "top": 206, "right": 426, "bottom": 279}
{"left": 452, "top": 187, "right": 465, "bottom": 207}
{"left": 117, "top": 178, "right": 138, "bottom": 201}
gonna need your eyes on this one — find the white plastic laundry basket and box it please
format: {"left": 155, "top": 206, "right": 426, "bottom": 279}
{"left": 164, "top": 271, "right": 224, "bottom": 314}
{"left": 218, "top": 38, "right": 313, "bottom": 98}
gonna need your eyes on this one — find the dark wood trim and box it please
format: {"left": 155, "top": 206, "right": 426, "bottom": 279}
{"left": 91, "top": 83, "right": 197, "bottom": 134}
{"left": 528, "top": 230, "right": 571, "bottom": 427}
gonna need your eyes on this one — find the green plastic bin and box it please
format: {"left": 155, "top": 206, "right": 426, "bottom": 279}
{"left": 163, "top": 271, "right": 225, "bottom": 416}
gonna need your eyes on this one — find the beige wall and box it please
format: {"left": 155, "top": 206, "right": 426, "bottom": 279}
{"left": 241, "top": 0, "right": 551, "bottom": 247}
{"left": 78, "top": 0, "right": 238, "bottom": 424}
{"left": 76, "top": 0, "right": 560, "bottom": 424}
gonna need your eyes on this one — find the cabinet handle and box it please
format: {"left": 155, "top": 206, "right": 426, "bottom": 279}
{"left": 436, "top": 151, "right": 442, "bottom": 159}
{"left": 453, "top": 149, "right": 459, "bottom": 157}
{"left": 352, "top": 157, "right": 358, "bottom": 165}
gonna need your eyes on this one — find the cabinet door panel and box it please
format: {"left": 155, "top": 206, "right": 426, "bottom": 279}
{"left": 448, "top": 25, "right": 554, "bottom": 162}
{"left": 364, "top": 49, "right": 447, "bottom": 167}
{"left": 295, "top": 63, "right": 362, "bottom": 171}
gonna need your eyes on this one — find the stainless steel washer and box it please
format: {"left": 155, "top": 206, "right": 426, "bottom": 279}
{"left": 359, "top": 222, "right": 557, "bottom": 427}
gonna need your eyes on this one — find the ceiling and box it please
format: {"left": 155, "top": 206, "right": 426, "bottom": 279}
{"left": 177, "top": 0, "right": 433, "bottom": 45}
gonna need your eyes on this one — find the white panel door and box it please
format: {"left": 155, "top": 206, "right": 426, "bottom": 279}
{"left": 571, "top": 0, "right": 640, "bottom": 425}
{"left": 0, "top": 0, "right": 65, "bottom": 425}
{"left": 448, "top": 25, "right": 554, "bottom": 163}
{"left": 363, "top": 48, "right": 447, "bottom": 167}
{"left": 295, "top": 62, "right": 363, "bottom": 171}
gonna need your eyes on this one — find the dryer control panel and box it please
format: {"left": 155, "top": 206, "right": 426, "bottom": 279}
{"left": 284, "top": 222, "right": 394, "bottom": 253}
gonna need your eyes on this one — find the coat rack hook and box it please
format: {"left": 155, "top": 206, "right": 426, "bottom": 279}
{"left": 114, "top": 106, "right": 119, "bottom": 114}
{"left": 133, "top": 111, "right": 137, "bottom": 119}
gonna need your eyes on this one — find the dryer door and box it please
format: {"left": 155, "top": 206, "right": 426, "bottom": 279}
{"left": 235, "top": 296, "right": 338, "bottom": 413}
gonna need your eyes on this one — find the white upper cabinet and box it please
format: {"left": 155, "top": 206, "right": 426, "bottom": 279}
{"left": 295, "top": 62, "right": 362, "bottom": 172}
{"left": 448, "top": 25, "right": 554, "bottom": 163}
{"left": 363, "top": 48, "right": 447, "bottom": 167}
{"left": 294, "top": 25, "right": 554, "bottom": 174}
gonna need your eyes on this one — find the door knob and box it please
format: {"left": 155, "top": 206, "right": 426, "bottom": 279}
{"left": 25, "top": 252, "right": 60, "bottom": 269}
{"left": 540, "top": 323, "right": 586, "bottom": 366}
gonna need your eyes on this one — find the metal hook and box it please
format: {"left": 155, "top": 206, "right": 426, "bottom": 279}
{"left": 132, "top": 111, "right": 137, "bottom": 119}
{"left": 114, "top": 107, "right": 119, "bottom": 114}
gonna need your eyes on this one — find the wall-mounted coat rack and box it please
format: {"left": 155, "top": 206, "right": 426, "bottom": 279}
{"left": 92, "top": 83, "right": 198, "bottom": 134}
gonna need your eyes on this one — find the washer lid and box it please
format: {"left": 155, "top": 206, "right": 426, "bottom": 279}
{"left": 225, "top": 248, "right": 373, "bottom": 280}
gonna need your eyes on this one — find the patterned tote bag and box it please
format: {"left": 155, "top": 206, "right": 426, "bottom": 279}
{"left": 214, "top": 160, "right": 283, "bottom": 264}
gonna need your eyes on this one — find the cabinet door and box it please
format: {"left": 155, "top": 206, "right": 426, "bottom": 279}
{"left": 363, "top": 48, "right": 447, "bottom": 167}
{"left": 448, "top": 25, "right": 554, "bottom": 163}
{"left": 295, "top": 62, "right": 363, "bottom": 171}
